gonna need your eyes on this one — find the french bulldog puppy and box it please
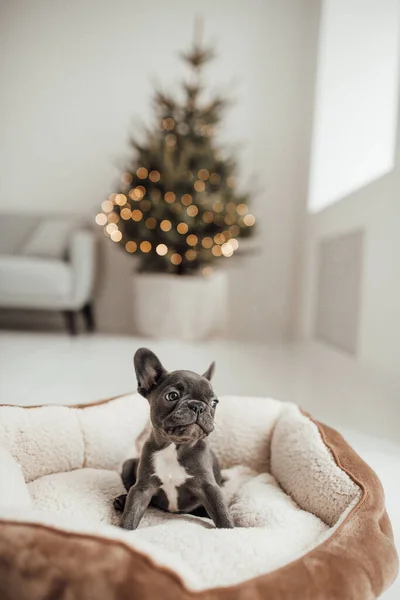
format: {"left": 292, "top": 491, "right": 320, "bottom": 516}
{"left": 114, "top": 348, "right": 234, "bottom": 530}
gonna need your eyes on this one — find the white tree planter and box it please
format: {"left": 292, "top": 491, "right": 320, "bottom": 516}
{"left": 132, "top": 271, "right": 228, "bottom": 341}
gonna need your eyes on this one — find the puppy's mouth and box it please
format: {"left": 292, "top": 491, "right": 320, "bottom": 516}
{"left": 162, "top": 418, "right": 214, "bottom": 442}
{"left": 160, "top": 401, "right": 215, "bottom": 442}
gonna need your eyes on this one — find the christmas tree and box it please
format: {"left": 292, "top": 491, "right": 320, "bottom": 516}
{"left": 96, "top": 34, "right": 256, "bottom": 275}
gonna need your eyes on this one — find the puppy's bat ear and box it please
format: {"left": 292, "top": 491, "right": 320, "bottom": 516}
{"left": 203, "top": 361, "right": 215, "bottom": 381}
{"left": 134, "top": 348, "right": 167, "bottom": 398}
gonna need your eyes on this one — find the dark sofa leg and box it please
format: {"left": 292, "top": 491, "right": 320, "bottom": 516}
{"left": 64, "top": 310, "right": 78, "bottom": 335}
{"left": 82, "top": 302, "right": 95, "bottom": 332}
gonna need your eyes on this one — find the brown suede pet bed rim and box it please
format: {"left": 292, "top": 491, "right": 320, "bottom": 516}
{"left": 0, "top": 397, "right": 398, "bottom": 600}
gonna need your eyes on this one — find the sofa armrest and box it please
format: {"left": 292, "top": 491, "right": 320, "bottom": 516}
{"left": 69, "top": 230, "right": 96, "bottom": 309}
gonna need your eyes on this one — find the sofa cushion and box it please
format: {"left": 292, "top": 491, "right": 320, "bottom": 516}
{"left": 0, "top": 255, "right": 71, "bottom": 306}
{"left": 21, "top": 219, "right": 74, "bottom": 260}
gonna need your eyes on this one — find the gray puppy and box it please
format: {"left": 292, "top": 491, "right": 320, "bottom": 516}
{"left": 114, "top": 348, "right": 234, "bottom": 530}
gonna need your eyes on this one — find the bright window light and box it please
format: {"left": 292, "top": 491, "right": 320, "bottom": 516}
{"left": 308, "top": 0, "right": 400, "bottom": 213}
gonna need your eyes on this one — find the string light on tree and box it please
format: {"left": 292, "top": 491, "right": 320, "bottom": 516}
{"left": 115, "top": 194, "right": 127, "bottom": 206}
{"left": 164, "top": 192, "right": 176, "bottom": 204}
{"left": 111, "top": 230, "right": 122, "bottom": 242}
{"left": 121, "top": 172, "right": 133, "bottom": 185}
{"left": 95, "top": 213, "right": 107, "bottom": 226}
{"left": 136, "top": 167, "right": 148, "bottom": 179}
{"left": 126, "top": 241, "right": 137, "bottom": 253}
{"left": 146, "top": 217, "right": 157, "bottom": 229}
{"left": 131, "top": 210, "right": 143, "bottom": 222}
{"left": 140, "top": 241, "right": 152, "bottom": 253}
{"left": 101, "top": 200, "right": 113, "bottom": 213}
{"left": 160, "top": 220, "right": 172, "bottom": 232}
{"left": 177, "top": 222, "right": 188, "bottom": 234}
{"left": 149, "top": 170, "right": 160, "bottom": 182}
{"left": 156, "top": 244, "right": 168, "bottom": 256}
{"left": 186, "top": 205, "right": 198, "bottom": 217}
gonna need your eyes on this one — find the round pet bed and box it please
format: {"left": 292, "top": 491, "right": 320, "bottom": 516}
{"left": 0, "top": 393, "right": 397, "bottom": 600}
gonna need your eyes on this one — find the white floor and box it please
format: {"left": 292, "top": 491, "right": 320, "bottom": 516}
{"left": 0, "top": 330, "right": 399, "bottom": 598}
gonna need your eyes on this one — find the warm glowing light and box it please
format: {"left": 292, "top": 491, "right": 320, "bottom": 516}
{"left": 213, "top": 200, "right": 224, "bottom": 213}
{"left": 221, "top": 242, "right": 234, "bottom": 257}
{"left": 131, "top": 210, "right": 143, "bottom": 222}
{"left": 209, "top": 173, "right": 220, "bottom": 185}
{"left": 237, "top": 203, "right": 248, "bottom": 216}
{"left": 101, "top": 200, "right": 113, "bottom": 213}
{"left": 202, "top": 237, "right": 213, "bottom": 249}
{"left": 111, "top": 230, "right": 122, "bottom": 242}
{"left": 181, "top": 194, "right": 192, "bottom": 206}
{"left": 224, "top": 215, "right": 234, "bottom": 225}
{"left": 156, "top": 244, "right": 168, "bottom": 256}
{"left": 186, "top": 234, "right": 198, "bottom": 246}
{"left": 202, "top": 266, "right": 213, "bottom": 277}
{"left": 171, "top": 253, "right": 182, "bottom": 265}
{"left": 109, "top": 193, "right": 117, "bottom": 203}
{"left": 214, "top": 233, "right": 225, "bottom": 245}
{"left": 166, "top": 134, "right": 177, "bottom": 147}
{"left": 194, "top": 180, "right": 205, "bottom": 192}
{"left": 226, "top": 202, "right": 237, "bottom": 213}
{"left": 108, "top": 212, "right": 119, "bottom": 223}
{"left": 243, "top": 214, "right": 256, "bottom": 226}
{"left": 140, "top": 241, "right": 152, "bottom": 253}
{"left": 129, "top": 187, "right": 144, "bottom": 201}
{"left": 185, "top": 249, "right": 197, "bottom": 261}
{"left": 160, "top": 220, "right": 172, "bottom": 232}
{"left": 177, "top": 222, "right": 188, "bottom": 234}
{"left": 229, "top": 225, "right": 240, "bottom": 236}
{"left": 115, "top": 194, "right": 127, "bottom": 206}
{"left": 149, "top": 170, "right": 161, "bottom": 182}
{"left": 136, "top": 167, "right": 148, "bottom": 179}
{"left": 227, "top": 176, "right": 235, "bottom": 188}
{"left": 125, "top": 241, "right": 137, "bottom": 253}
{"left": 198, "top": 169, "right": 209, "bottom": 181}
{"left": 202, "top": 211, "right": 213, "bottom": 224}
{"left": 140, "top": 200, "right": 151, "bottom": 211}
{"left": 211, "top": 245, "right": 222, "bottom": 257}
{"left": 145, "top": 217, "right": 157, "bottom": 229}
{"left": 164, "top": 191, "right": 176, "bottom": 204}
{"left": 120, "top": 208, "right": 132, "bottom": 220}
{"left": 230, "top": 238, "right": 239, "bottom": 250}
{"left": 95, "top": 213, "right": 107, "bottom": 226}
{"left": 106, "top": 223, "right": 118, "bottom": 234}
{"left": 187, "top": 205, "right": 198, "bottom": 217}
{"left": 162, "top": 117, "right": 175, "bottom": 130}
{"left": 121, "top": 172, "right": 133, "bottom": 185}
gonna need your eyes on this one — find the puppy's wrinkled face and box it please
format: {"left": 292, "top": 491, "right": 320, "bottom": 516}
{"left": 134, "top": 348, "right": 217, "bottom": 443}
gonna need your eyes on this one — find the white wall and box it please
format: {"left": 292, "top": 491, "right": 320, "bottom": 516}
{"left": 0, "top": 0, "right": 320, "bottom": 340}
{"left": 308, "top": 0, "right": 400, "bottom": 213}
{"left": 299, "top": 0, "right": 400, "bottom": 377}
{"left": 301, "top": 155, "right": 400, "bottom": 376}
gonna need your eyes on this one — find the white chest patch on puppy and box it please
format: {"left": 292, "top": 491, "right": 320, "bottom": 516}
{"left": 152, "top": 444, "right": 192, "bottom": 512}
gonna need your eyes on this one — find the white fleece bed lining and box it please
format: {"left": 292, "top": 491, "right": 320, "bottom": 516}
{"left": 0, "top": 394, "right": 361, "bottom": 590}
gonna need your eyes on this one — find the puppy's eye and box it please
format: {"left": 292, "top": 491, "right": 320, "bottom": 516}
{"left": 166, "top": 391, "right": 180, "bottom": 402}
{"left": 211, "top": 399, "right": 219, "bottom": 409}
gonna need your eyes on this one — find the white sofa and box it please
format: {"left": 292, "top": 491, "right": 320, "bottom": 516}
{"left": 0, "top": 215, "right": 96, "bottom": 334}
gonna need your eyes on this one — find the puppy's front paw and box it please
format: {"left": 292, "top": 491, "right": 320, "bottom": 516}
{"left": 113, "top": 494, "right": 127, "bottom": 512}
{"left": 217, "top": 517, "right": 235, "bottom": 529}
{"left": 120, "top": 514, "right": 138, "bottom": 530}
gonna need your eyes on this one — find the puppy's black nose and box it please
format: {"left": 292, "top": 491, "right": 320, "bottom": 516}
{"left": 188, "top": 400, "right": 205, "bottom": 414}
